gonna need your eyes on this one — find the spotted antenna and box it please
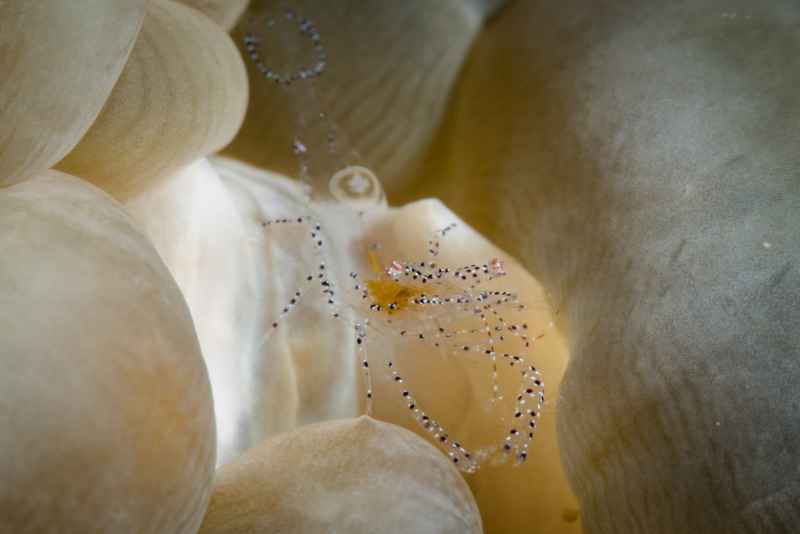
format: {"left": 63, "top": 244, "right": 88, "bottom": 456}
{"left": 259, "top": 217, "right": 547, "bottom": 473}
{"left": 243, "top": 6, "right": 382, "bottom": 205}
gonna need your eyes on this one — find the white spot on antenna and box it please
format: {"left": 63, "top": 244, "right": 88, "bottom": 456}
{"left": 347, "top": 172, "right": 371, "bottom": 194}
{"left": 292, "top": 139, "right": 307, "bottom": 155}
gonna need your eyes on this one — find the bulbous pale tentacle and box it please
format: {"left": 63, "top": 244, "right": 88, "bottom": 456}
{"left": 174, "top": 0, "right": 251, "bottom": 31}
{"left": 363, "top": 199, "right": 582, "bottom": 533}
{"left": 0, "top": 0, "right": 145, "bottom": 187}
{"left": 56, "top": 0, "right": 249, "bottom": 200}
{"left": 198, "top": 416, "right": 483, "bottom": 534}
{"left": 224, "top": 0, "right": 505, "bottom": 190}
{"left": 126, "top": 158, "right": 364, "bottom": 466}
{"left": 0, "top": 171, "right": 216, "bottom": 533}
{"left": 397, "top": 1, "right": 800, "bottom": 533}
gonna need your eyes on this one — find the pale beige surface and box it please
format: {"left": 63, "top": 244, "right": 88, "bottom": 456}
{"left": 56, "top": 0, "right": 249, "bottom": 200}
{"left": 126, "top": 158, "right": 362, "bottom": 466}
{"left": 223, "top": 0, "right": 497, "bottom": 189}
{"left": 0, "top": 1, "right": 145, "bottom": 187}
{"left": 396, "top": 1, "right": 800, "bottom": 533}
{"left": 175, "top": 0, "right": 251, "bottom": 31}
{"left": 364, "top": 200, "right": 582, "bottom": 534}
{"left": 0, "top": 171, "right": 216, "bottom": 533}
{"left": 198, "top": 416, "right": 483, "bottom": 534}
{"left": 128, "top": 157, "right": 579, "bottom": 532}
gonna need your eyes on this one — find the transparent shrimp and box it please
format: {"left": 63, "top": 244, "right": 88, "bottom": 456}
{"left": 260, "top": 217, "right": 546, "bottom": 472}
{"left": 244, "top": 6, "right": 546, "bottom": 472}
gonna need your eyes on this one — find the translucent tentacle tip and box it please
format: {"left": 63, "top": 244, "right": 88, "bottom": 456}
{"left": 328, "top": 165, "right": 385, "bottom": 207}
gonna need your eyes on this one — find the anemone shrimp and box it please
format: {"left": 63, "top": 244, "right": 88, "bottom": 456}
{"left": 257, "top": 205, "right": 546, "bottom": 473}
{"left": 242, "top": 8, "right": 547, "bottom": 473}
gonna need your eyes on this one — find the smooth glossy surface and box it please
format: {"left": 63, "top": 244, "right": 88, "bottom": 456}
{"left": 0, "top": 0, "right": 145, "bottom": 186}
{"left": 0, "top": 171, "right": 216, "bottom": 533}
{"left": 199, "top": 416, "right": 482, "bottom": 534}
{"left": 397, "top": 1, "right": 800, "bottom": 532}
{"left": 57, "top": 0, "right": 248, "bottom": 200}
{"left": 175, "top": 0, "right": 250, "bottom": 31}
